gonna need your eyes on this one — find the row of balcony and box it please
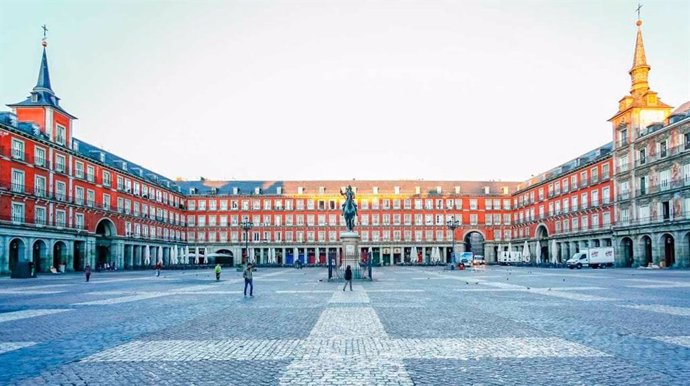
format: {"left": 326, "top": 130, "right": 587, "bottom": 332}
{"left": 619, "top": 177, "right": 690, "bottom": 201}
{"left": 634, "top": 142, "right": 690, "bottom": 167}
{"left": 0, "top": 181, "right": 187, "bottom": 228}
{"left": 1, "top": 147, "right": 184, "bottom": 210}
{"left": 515, "top": 176, "right": 611, "bottom": 209}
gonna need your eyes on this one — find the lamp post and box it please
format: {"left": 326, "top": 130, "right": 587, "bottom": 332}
{"left": 241, "top": 220, "right": 253, "bottom": 265}
{"left": 446, "top": 216, "right": 460, "bottom": 264}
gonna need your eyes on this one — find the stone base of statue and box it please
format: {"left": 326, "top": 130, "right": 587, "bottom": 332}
{"left": 340, "top": 231, "right": 360, "bottom": 270}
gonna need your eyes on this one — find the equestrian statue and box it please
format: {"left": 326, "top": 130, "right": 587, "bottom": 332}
{"left": 340, "top": 185, "right": 358, "bottom": 232}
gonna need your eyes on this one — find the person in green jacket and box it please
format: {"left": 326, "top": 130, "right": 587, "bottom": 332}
{"left": 214, "top": 264, "right": 222, "bottom": 281}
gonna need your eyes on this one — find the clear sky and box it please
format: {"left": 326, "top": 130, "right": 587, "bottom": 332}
{"left": 1, "top": 0, "right": 688, "bottom": 182}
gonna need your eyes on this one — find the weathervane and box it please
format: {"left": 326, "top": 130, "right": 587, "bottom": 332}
{"left": 41, "top": 24, "right": 48, "bottom": 47}
{"left": 636, "top": 3, "right": 642, "bottom": 20}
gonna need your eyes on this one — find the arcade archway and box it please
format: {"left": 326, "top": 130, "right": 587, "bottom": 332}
{"left": 214, "top": 249, "right": 234, "bottom": 265}
{"left": 620, "top": 237, "right": 634, "bottom": 267}
{"left": 9, "top": 238, "right": 25, "bottom": 273}
{"left": 32, "top": 240, "right": 48, "bottom": 273}
{"left": 53, "top": 241, "right": 66, "bottom": 271}
{"left": 661, "top": 234, "right": 675, "bottom": 267}
{"left": 95, "top": 218, "right": 116, "bottom": 268}
{"left": 464, "top": 231, "right": 485, "bottom": 256}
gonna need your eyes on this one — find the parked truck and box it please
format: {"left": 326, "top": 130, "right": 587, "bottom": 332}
{"left": 566, "top": 247, "right": 615, "bottom": 269}
{"left": 498, "top": 251, "right": 527, "bottom": 265}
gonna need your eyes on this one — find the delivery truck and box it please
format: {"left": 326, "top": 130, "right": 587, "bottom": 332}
{"left": 566, "top": 247, "right": 615, "bottom": 269}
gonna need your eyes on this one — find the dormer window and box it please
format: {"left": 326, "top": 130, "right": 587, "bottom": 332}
{"left": 415, "top": 186, "right": 421, "bottom": 195}
{"left": 31, "top": 94, "right": 38, "bottom": 103}
{"left": 319, "top": 186, "right": 325, "bottom": 194}
{"left": 254, "top": 187, "right": 262, "bottom": 194}
{"left": 484, "top": 186, "right": 490, "bottom": 195}
{"left": 436, "top": 186, "right": 442, "bottom": 194}
{"left": 454, "top": 186, "right": 461, "bottom": 194}
{"left": 276, "top": 187, "right": 282, "bottom": 195}
{"left": 298, "top": 186, "right": 304, "bottom": 195}
{"left": 394, "top": 186, "right": 400, "bottom": 195}
{"left": 56, "top": 124, "right": 66, "bottom": 145}
{"left": 373, "top": 187, "right": 379, "bottom": 194}
{"left": 232, "top": 187, "right": 239, "bottom": 195}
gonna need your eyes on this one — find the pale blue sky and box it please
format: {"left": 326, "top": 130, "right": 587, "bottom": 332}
{"left": 1, "top": 0, "right": 688, "bottom": 182}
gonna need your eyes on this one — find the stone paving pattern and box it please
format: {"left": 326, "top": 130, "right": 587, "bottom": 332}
{"left": 0, "top": 266, "right": 689, "bottom": 385}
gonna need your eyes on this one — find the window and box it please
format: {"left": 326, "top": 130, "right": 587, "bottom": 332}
{"left": 86, "top": 165, "right": 95, "bottom": 182}
{"left": 103, "top": 193, "right": 111, "bottom": 210}
{"left": 35, "top": 147, "right": 46, "bottom": 167}
{"left": 35, "top": 206, "right": 47, "bottom": 226}
{"left": 470, "top": 214, "right": 478, "bottom": 225}
{"left": 55, "top": 154, "right": 66, "bottom": 173}
{"left": 56, "top": 210, "right": 66, "bottom": 227}
{"left": 602, "top": 164, "right": 610, "bottom": 179}
{"left": 470, "top": 199, "right": 477, "bottom": 210}
{"left": 580, "top": 171, "right": 587, "bottom": 186}
{"left": 11, "top": 202, "right": 24, "bottom": 224}
{"left": 75, "top": 213, "right": 84, "bottom": 229}
{"left": 75, "top": 186, "right": 84, "bottom": 205}
{"left": 602, "top": 187, "right": 610, "bottom": 204}
{"left": 659, "top": 169, "right": 671, "bottom": 191}
{"left": 11, "top": 139, "right": 24, "bottom": 160}
{"left": 603, "top": 211, "right": 611, "bottom": 226}
{"left": 75, "top": 162, "right": 84, "bottom": 179}
{"left": 103, "top": 171, "right": 111, "bottom": 187}
{"left": 56, "top": 124, "right": 66, "bottom": 145}
{"left": 11, "top": 169, "right": 24, "bottom": 193}
{"left": 685, "top": 133, "right": 690, "bottom": 150}
{"left": 581, "top": 193, "right": 588, "bottom": 209}
{"left": 658, "top": 140, "right": 667, "bottom": 158}
{"left": 638, "top": 148, "right": 646, "bottom": 165}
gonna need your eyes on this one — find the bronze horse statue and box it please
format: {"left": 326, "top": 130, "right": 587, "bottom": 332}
{"left": 341, "top": 185, "right": 358, "bottom": 232}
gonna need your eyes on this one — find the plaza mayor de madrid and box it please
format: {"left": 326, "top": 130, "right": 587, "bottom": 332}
{"left": 0, "top": 17, "right": 688, "bottom": 275}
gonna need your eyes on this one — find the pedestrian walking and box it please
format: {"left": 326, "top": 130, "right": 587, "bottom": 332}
{"left": 243, "top": 263, "right": 254, "bottom": 297}
{"left": 214, "top": 263, "right": 222, "bottom": 281}
{"left": 85, "top": 265, "right": 91, "bottom": 282}
{"left": 155, "top": 262, "right": 162, "bottom": 277}
{"left": 343, "top": 265, "right": 353, "bottom": 291}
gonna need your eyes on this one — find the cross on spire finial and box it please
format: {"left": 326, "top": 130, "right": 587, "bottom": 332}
{"left": 42, "top": 24, "right": 48, "bottom": 39}
{"left": 636, "top": 3, "right": 643, "bottom": 20}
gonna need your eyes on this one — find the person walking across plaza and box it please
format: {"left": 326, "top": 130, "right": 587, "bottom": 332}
{"left": 155, "top": 261, "right": 162, "bottom": 277}
{"left": 343, "top": 265, "right": 353, "bottom": 291}
{"left": 243, "top": 263, "right": 254, "bottom": 297}
{"left": 85, "top": 264, "right": 91, "bottom": 282}
{"left": 214, "top": 263, "right": 222, "bottom": 281}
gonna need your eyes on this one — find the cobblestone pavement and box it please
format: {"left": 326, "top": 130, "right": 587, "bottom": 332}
{"left": 1, "top": 266, "right": 690, "bottom": 385}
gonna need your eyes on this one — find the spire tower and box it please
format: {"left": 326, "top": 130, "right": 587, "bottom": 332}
{"left": 629, "top": 19, "right": 650, "bottom": 97}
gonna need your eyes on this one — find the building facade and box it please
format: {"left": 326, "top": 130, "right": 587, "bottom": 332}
{"left": 0, "top": 17, "right": 688, "bottom": 274}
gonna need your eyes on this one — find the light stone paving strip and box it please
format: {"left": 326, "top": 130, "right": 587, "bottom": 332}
{"left": 83, "top": 339, "right": 303, "bottom": 362}
{"left": 0, "top": 342, "right": 37, "bottom": 355}
{"left": 618, "top": 304, "right": 690, "bottom": 317}
{"left": 328, "top": 285, "right": 370, "bottom": 304}
{"left": 651, "top": 336, "right": 690, "bottom": 349}
{"left": 0, "top": 309, "right": 72, "bottom": 323}
{"left": 73, "top": 293, "right": 167, "bottom": 305}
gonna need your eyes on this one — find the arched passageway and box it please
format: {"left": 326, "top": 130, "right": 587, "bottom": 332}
{"left": 640, "top": 235, "right": 653, "bottom": 266}
{"left": 32, "top": 240, "right": 48, "bottom": 273}
{"left": 9, "top": 238, "right": 26, "bottom": 273}
{"left": 661, "top": 234, "right": 675, "bottom": 267}
{"left": 620, "top": 237, "right": 634, "bottom": 267}
{"left": 464, "top": 232, "right": 485, "bottom": 257}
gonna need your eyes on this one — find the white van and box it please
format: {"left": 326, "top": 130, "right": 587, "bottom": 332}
{"left": 566, "top": 247, "right": 615, "bottom": 269}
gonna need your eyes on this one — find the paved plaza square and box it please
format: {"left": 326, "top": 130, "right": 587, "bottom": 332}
{"left": 1, "top": 266, "right": 690, "bottom": 385}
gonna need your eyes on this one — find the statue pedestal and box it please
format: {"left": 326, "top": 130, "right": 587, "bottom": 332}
{"left": 340, "top": 231, "right": 360, "bottom": 269}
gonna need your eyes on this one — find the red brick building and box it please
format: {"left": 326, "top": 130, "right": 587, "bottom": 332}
{"left": 1, "top": 18, "right": 688, "bottom": 274}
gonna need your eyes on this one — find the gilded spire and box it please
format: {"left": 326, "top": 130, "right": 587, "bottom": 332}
{"left": 628, "top": 18, "right": 650, "bottom": 97}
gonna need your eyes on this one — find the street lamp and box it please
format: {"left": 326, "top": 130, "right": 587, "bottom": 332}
{"left": 446, "top": 216, "right": 460, "bottom": 264}
{"left": 241, "top": 220, "right": 253, "bottom": 265}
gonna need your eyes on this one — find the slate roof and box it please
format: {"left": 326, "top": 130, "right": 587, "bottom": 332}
{"left": 176, "top": 179, "right": 521, "bottom": 197}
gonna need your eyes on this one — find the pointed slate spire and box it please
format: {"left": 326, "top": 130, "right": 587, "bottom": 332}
{"left": 629, "top": 19, "right": 650, "bottom": 97}
{"left": 34, "top": 46, "right": 53, "bottom": 93}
